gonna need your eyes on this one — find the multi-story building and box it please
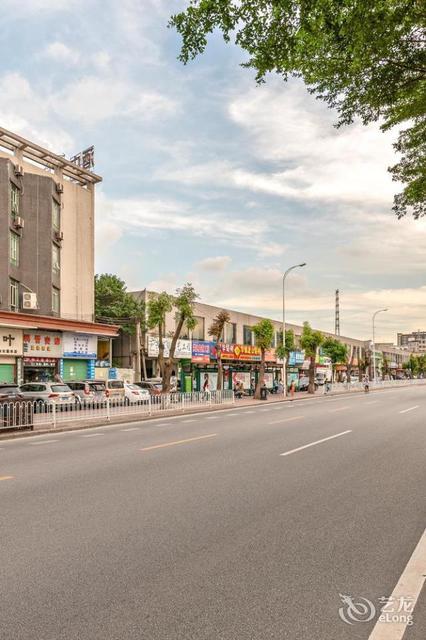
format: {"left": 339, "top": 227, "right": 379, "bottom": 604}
{"left": 397, "top": 331, "right": 426, "bottom": 353}
{"left": 116, "top": 290, "right": 395, "bottom": 390}
{"left": 0, "top": 127, "right": 118, "bottom": 384}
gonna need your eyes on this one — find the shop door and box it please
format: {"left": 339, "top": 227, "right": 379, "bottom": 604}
{"left": 63, "top": 360, "right": 88, "bottom": 381}
{"left": 0, "top": 364, "right": 15, "bottom": 383}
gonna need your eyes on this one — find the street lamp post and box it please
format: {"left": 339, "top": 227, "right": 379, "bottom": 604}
{"left": 372, "top": 308, "right": 389, "bottom": 383}
{"left": 282, "top": 263, "right": 306, "bottom": 396}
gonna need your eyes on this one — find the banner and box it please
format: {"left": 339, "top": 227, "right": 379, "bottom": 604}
{"left": 219, "top": 344, "right": 277, "bottom": 362}
{"left": 0, "top": 329, "right": 23, "bottom": 356}
{"left": 23, "top": 331, "right": 62, "bottom": 358}
{"left": 62, "top": 333, "right": 97, "bottom": 359}
{"left": 147, "top": 336, "right": 192, "bottom": 359}
{"left": 288, "top": 351, "right": 305, "bottom": 366}
{"left": 192, "top": 340, "right": 217, "bottom": 363}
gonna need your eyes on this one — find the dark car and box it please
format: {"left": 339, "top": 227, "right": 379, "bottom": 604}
{"left": 0, "top": 384, "right": 35, "bottom": 430}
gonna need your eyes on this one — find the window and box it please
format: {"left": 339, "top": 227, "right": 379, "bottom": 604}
{"left": 52, "top": 287, "right": 60, "bottom": 313}
{"left": 52, "top": 243, "right": 60, "bottom": 274}
{"left": 10, "top": 183, "right": 19, "bottom": 219}
{"left": 9, "top": 231, "right": 19, "bottom": 266}
{"left": 224, "top": 322, "right": 236, "bottom": 343}
{"left": 192, "top": 316, "right": 205, "bottom": 340}
{"left": 243, "top": 325, "right": 253, "bottom": 346}
{"left": 52, "top": 200, "right": 60, "bottom": 231}
{"left": 9, "top": 279, "right": 19, "bottom": 311}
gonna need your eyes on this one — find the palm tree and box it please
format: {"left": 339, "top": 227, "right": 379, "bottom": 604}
{"left": 208, "top": 310, "right": 231, "bottom": 390}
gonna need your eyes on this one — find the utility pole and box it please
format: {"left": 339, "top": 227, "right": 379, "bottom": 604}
{"left": 335, "top": 289, "right": 340, "bottom": 336}
{"left": 135, "top": 319, "right": 142, "bottom": 382}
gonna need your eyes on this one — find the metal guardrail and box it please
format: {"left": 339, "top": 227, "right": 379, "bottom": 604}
{"left": 0, "top": 390, "right": 236, "bottom": 431}
{"left": 324, "top": 378, "right": 426, "bottom": 395}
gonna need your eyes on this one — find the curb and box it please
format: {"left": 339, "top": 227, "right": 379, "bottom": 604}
{"left": 1, "top": 383, "right": 423, "bottom": 441}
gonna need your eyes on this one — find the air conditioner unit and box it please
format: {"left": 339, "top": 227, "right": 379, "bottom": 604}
{"left": 56, "top": 182, "right": 64, "bottom": 194}
{"left": 55, "top": 230, "right": 64, "bottom": 242}
{"left": 13, "top": 216, "right": 24, "bottom": 229}
{"left": 22, "top": 292, "right": 38, "bottom": 310}
{"left": 14, "top": 164, "right": 24, "bottom": 177}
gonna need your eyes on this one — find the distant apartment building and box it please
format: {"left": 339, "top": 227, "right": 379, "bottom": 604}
{"left": 0, "top": 127, "right": 118, "bottom": 384}
{"left": 397, "top": 331, "right": 426, "bottom": 353}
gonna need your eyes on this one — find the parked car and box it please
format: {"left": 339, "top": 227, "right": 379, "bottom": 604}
{"left": 0, "top": 386, "right": 35, "bottom": 430}
{"left": 19, "top": 382, "right": 76, "bottom": 406}
{"left": 105, "top": 379, "right": 125, "bottom": 401}
{"left": 124, "top": 383, "right": 150, "bottom": 405}
{"left": 135, "top": 379, "right": 163, "bottom": 396}
{"left": 67, "top": 380, "right": 107, "bottom": 405}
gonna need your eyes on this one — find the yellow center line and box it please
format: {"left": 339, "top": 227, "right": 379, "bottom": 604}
{"left": 0, "top": 476, "right": 14, "bottom": 481}
{"left": 140, "top": 433, "right": 217, "bottom": 452}
{"left": 269, "top": 416, "right": 305, "bottom": 424}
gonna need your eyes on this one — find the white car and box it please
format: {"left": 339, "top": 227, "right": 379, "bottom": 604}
{"left": 19, "top": 382, "right": 76, "bottom": 406}
{"left": 124, "top": 383, "right": 150, "bottom": 405}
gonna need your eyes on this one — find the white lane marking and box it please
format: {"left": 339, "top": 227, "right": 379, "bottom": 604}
{"left": 368, "top": 528, "right": 426, "bottom": 640}
{"left": 82, "top": 433, "right": 104, "bottom": 438}
{"left": 329, "top": 405, "right": 350, "bottom": 413}
{"left": 28, "top": 439, "right": 59, "bottom": 446}
{"left": 182, "top": 419, "right": 196, "bottom": 423}
{"left": 122, "top": 427, "right": 140, "bottom": 432}
{"left": 399, "top": 405, "right": 419, "bottom": 414}
{"left": 365, "top": 401, "right": 379, "bottom": 405}
{"left": 280, "top": 430, "right": 352, "bottom": 457}
{"left": 205, "top": 416, "right": 218, "bottom": 420}
{"left": 242, "top": 411, "right": 254, "bottom": 414}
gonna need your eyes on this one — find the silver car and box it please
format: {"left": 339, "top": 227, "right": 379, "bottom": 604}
{"left": 19, "top": 382, "right": 76, "bottom": 406}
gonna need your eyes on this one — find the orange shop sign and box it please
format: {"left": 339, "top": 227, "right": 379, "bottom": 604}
{"left": 219, "top": 344, "right": 277, "bottom": 362}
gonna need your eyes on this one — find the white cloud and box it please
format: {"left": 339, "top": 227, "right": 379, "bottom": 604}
{"left": 43, "top": 41, "right": 80, "bottom": 65}
{"left": 196, "top": 256, "right": 232, "bottom": 271}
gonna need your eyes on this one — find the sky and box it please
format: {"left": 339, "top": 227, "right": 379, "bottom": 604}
{"left": 1, "top": 0, "right": 425, "bottom": 342}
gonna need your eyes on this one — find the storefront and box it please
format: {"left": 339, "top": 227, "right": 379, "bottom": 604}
{"left": 147, "top": 336, "right": 192, "bottom": 384}
{"left": 61, "top": 332, "right": 97, "bottom": 381}
{"left": 22, "top": 331, "right": 62, "bottom": 382}
{"left": 0, "top": 328, "right": 23, "bottom": 384}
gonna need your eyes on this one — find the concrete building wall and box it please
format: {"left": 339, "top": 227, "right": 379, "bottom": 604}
{"left": 0, "top": 148, "right": 95, "bottom": 321}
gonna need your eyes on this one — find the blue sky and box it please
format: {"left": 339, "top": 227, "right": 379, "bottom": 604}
{"left": 2, "top": 0, "right": 426, "bottom": 341}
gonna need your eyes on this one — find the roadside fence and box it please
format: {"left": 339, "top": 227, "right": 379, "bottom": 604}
{"left": 0, "top": 390, "right": 235, "bottom": 432}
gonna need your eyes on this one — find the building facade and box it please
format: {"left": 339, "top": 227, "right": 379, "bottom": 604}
{"left": 0, "top": 127, "right": 118, "bottom": 384}
{"left": 0, "top": 127, "right": 98, "bottom": 322}
{"left": 397, "top": 331, "right": 426, "bottom": 353}
{"left": 113, "top": 290, "right": 416, "bottom": 390}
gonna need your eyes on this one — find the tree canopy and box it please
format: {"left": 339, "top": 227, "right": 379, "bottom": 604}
{"left": 322, "top": 337, "right": 348, "bottom": 364}
{"left": 95, "top": 274, "right": 144, "bottom": 333}
{"left": 171, "top": 1, "right": 426, "bottom": 218}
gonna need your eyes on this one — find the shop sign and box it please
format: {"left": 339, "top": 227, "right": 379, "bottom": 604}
{"left": 95, "top": 359, "right": 110, "bottom": 368}
{"left": 0, "top": 329, "right": 23, "bottom": 356}
{"left": 23, "top": 331, "right": 62, "bottom": 358}
{"left": 219, "top": 344, "right": 277, "bottom": 362}
{"left": 23, "top": 357, "right": 57, "bottom": 367}
{"left": 62, "top": 333, "right": 97, "bottom": 359}
{"left": 192, "top": 340, "right": 217, "bottom": 363}
{"left": 147, "top": 336, "right": 192, "bottom": 359}
{"left": 288, "top": 351, "right": 305, "bottom": 366}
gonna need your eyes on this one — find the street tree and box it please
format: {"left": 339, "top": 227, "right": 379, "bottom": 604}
{"left": 171, "top": 1, "right": 426, "bottom": 218}
{"left": 95, "top": 274, "right": 144, "bottom": 334}
{"left": 208, "top": 309, "right": 231, "bottom": 390}
{"left": 300, "top": 322, "right": 324, "bottom": 394}
{"left": 252, "top": 319, "right": 275, "bottom": 400}
{"left": 276, "top": 329, "right": 295, "bottom": 362}
{"left": 163, "top": 284, "right": 199, "bottom": 392}
{"left": 147, "top": 292, "right": 174, "bottom": 379}
{"left": 322, "top": 337, "right": 348, "bottom": 382}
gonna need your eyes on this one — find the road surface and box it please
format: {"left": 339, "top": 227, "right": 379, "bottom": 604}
{"left": 1, "top": 386, "right": 425, "bottom": 639}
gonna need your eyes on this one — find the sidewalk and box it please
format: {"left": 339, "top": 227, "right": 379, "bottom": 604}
{"left": 1, "top": 382, "right": 423, "bottom": 441}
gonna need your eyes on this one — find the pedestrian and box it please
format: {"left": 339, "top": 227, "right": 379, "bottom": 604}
{"left": 170, "top": 370, "right": 178, "bottom": 393}
{"left": 203, "top": 373, "right": 210, "bottom": 395}
{"left": 289, "top": 380, "right": 295, "bottom": 400}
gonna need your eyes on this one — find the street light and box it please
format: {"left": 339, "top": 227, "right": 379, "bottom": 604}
{"left": 282, "top": 263, "right": 307, "bottom": 396}
{"left": 372, "top": 308, "right": 389, "bottom": 383}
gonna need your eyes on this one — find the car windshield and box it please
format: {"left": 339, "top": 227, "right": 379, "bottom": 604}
{"left": 90, "top": 383, "right": 105, "bottom": 391}
{"left": 128, "top": 384, "right": 141, "bottom": 390}
{"left": 51, "top": 385, "right": 71, "bottom": 393}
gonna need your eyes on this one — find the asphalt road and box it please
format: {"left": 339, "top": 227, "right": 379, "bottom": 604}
{"left": 1, "top": 386, "right": 425, "bottom": 640}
